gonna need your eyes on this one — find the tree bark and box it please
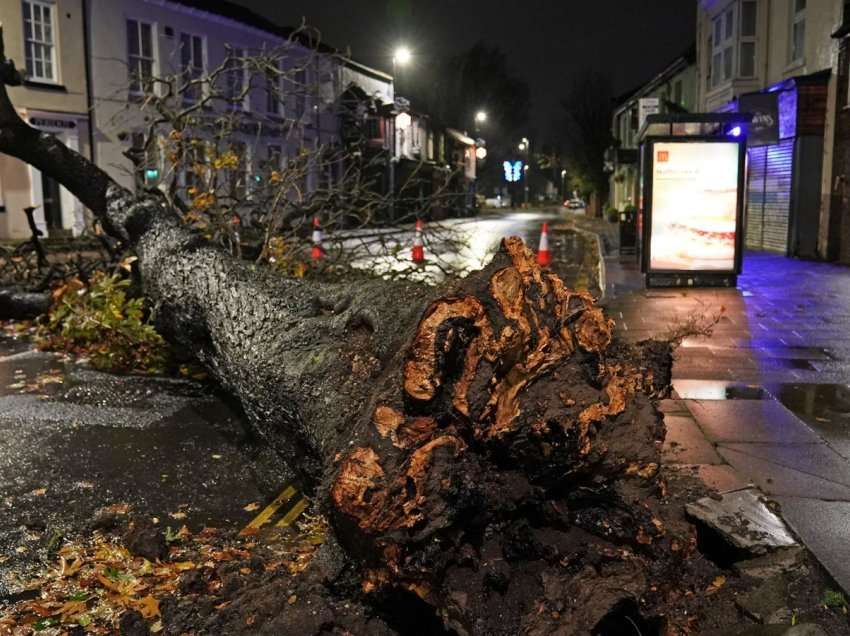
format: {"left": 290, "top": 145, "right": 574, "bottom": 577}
{"left": 0, "top": 30, "right": 692, "bottom": 634}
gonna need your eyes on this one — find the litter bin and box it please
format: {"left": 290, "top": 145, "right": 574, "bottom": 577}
{"left": 619, "top": 207, "right": 637, "bottom": 255}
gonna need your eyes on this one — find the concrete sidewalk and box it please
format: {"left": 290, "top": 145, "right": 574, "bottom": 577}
{"left": 601, "top": 249, "right": 850, "bottom": 593}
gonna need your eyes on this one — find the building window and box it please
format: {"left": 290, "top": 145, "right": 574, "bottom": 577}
{"left": 224, "top": 47, "right": 247, "bottom": 110}
{"left": 265, "top": 144, "right": 282, "bottom": 171}
{"left": 711, "top": 6, "right": 736, "bottom": 87}
{"left": 739, "top": 1, "right": 757, "bottom": 77}
{"left": 22, "top": 1, "right": 56, "bottom": 82}
{"left": 265, "top": 61, "right": 284, "bottom": 117}
{"left": 127, "top": 20, "right": 155, "bottom": 95}
{"left": 706, "top": 35, "right": 713, "bottom": 89}
{"left": 294, "top": 68, "right": 307, "bottom": 119}
{"left": 790, "top": 0, "right": 806, "bottom": 63}
{"left": 180, "top": 33, "right": 205, "bottom": 104}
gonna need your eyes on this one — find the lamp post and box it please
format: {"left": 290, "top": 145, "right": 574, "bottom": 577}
{"left": 523, "top": 164, "right": 530, "bottom": 206}
{"left": 390, "top": 46, "right": 411, "bottom": 222}
{"left": 474, "top": 110, "right": 487, "bottom": 135}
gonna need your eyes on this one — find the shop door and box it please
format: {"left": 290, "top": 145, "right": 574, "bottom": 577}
{"left": 745, "top": 139, "right": 793, "bottom": 253}
{"left": 41, "top": 173, "right": 63, "bottom": 230}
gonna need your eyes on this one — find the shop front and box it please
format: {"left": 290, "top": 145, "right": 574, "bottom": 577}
{"left": 737, "top": 70, "right": 830, "bottom": 259}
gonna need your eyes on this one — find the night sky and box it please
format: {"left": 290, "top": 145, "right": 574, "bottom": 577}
{"left": 235, "top": 0, "right": 696, "bottom": 138}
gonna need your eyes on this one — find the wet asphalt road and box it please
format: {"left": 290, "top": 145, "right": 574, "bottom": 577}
{"left": 0, "top": 207, "right": 591, "bottom": 597}
{"left": 0, "top": 341, "right": 293, "bottom": 597}
{"left": 340, "top": 207, "right": 589, "bottom": 285}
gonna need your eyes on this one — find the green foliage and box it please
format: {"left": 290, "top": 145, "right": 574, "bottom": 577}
{"left": 823, "top": 588, "right": 847, "bottom": 611}
{"left": 35, "top": 272, "right": 168, "bottom": 374}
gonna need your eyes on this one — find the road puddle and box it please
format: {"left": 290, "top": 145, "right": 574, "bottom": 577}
{"left": 768, "top": 383, "right": 850, "bottom": 428}
{"left": 672, "top": 379, "right": 769, "bottom": 400}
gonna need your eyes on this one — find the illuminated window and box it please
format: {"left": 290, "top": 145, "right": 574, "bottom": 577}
{"left": 127, "top": 20, "right": 155, "bottom": 95}
{"left": 790, "top": 0, "right": 806, "bottom": 63}
{"left": 22, "top": 1, "right": 56, "bottom": 82}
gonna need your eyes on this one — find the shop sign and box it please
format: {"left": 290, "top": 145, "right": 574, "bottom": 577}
{"left": 738, "top": 92, "right": 779, "bottom": 146}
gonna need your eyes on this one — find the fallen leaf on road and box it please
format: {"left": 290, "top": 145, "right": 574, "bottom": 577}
{"left": 705, "top": 575, "right": 726, "bottom": 595}
{"left": 103, "top": 502, "right": 130, "bottom": 515}
{"left": 135, "top": 595, "right": 160, "bottom": 619}
{"left": 243, "top": 502, "right": 260, "bottom": 512}
{"left": 59, "top": 556, "right": 83, "bottom": 578}
{"left": 169, "top": 511, "right": 187, "bottom": 520}
{"left": 172, "top": 561, "right": 196, "bottom": 571}
{"left": 29, "top": 488, "right": 47, "bottom": 497}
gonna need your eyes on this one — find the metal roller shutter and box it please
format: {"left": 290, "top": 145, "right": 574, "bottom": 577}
{"left": 746, "top": 146, "right": 766, "bottom": 250}
{"left": 745, "top": 140, "right": 793, "bottom": 253}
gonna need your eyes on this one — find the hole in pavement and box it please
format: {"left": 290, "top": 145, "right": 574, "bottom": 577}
{"left": 375, "top": 588, "right": 456, "bottom": 635}
{"left": 673, "top": 380, "right": 768, "bottom": 400}
{"left": 693, "top": 522, "right": 752, "bottom": 570}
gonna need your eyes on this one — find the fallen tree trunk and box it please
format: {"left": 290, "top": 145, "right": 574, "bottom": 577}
{"left": 0, "top": 288, "right": 50, "bottom": 320}
{"left": 0, "top": 30, "right": 700, "bottom": 635}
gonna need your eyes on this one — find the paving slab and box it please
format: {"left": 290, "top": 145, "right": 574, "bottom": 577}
{"left": 662, "top": 414, "right": 723, "bottom": 465}
{"left": 773, "top": 497, "right": 850, "bottom": 595}
{"left": 717, "top": 446, "right": 850, "bottom": 501}
{"left": 685, "top": 488, "right": 797, "bottom": 555}
{"left": 687, "top": 464, "right": 752, "bottom": 492}
{"left": 685, "top": 399, "right": 822, "bottom": 445}
{"left": 717, "top": 442, "right": 850, "bottom": 489}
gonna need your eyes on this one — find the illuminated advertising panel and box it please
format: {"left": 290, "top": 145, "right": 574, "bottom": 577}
{"left": 649, "top": 142, "right": 740, "bottom": 272}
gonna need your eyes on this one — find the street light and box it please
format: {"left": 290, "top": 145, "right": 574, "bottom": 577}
{"left": 475, "top": 111, "right": 487, "bottom": 123}
{"left": 393, "top": 46, "right": 412, "bottom": 68}
{"left": 518, "top": 142, "right": 527, "bottom": 151}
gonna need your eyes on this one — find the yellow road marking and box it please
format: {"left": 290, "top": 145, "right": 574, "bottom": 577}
{"left": 245, "top": 485, "right": 297, "bottom": 530}
{"left": 275, "top": 498, "right": 308, "bottom": 527}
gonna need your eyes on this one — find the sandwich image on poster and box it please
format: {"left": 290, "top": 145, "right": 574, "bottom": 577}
{"left": 649, "top": 142, "right": 739, "bottom": 272}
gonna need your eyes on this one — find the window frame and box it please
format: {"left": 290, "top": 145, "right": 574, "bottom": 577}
{"left": 224, "top": 46, "right": 249, "bottom": 111}
{"left": 790, "top": 0, "right": 806, "bottom": 64}
{"left": 739, "top": 0, "right": 757, "bottom": 78}
{"left": 22, "top": 0, "right": 58, "bottom": 84}
{"left": 179, "top": 31, "right": 207, "bottom": 105}
{"left": 126, "top": 18, "right": 157, "bottom": 97}
{"left": 265, "top": 59, "right": 285, "bottom": 118}
{"left": 710, "top": 6, "right": 737, "bottom": 88}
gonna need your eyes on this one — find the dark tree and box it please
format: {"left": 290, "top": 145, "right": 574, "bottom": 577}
{"left": 559, "top": 71, "right": 614, "bottom": 200}
{"left": 0, "top": 28, "right": 720, "bottom": 636}
{"left": 407, "top": 42, "right": 531, "bottom": 195}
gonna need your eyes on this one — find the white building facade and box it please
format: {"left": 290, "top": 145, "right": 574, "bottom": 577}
{"left": 0, "top": 0, "right": 92, "bottom": 239}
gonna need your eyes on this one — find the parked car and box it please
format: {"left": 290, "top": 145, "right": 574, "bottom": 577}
{"left": 563, "top": 198, "right": 585, "bottom": 210}
{"left": 484, "top": 196, "right": 511, "bottom": 209}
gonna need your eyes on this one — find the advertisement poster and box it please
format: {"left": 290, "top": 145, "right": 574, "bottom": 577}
{"left": 649, "top": 142, "right": 740, "bottom": 272}
{"left": 738, "top": 92, "right": 779, "bottom": 147}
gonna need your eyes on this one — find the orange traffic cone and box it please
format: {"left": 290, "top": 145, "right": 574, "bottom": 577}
{"left": 311, "top": 216, "right": 324, "bottom": 261}
{"left": 412, "top": 219, "right": 425, "bottom": 264}
{"left": 536, "top": 222, "right": 551, "bottom": 267}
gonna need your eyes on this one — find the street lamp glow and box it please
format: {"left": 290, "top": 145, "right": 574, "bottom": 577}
{"left": 518, "top": 142, "right": 527, "bottom": 151}
{"left": 475, "top": 110, "right": 488, "bottom": 123}
{"left": 393, "top": 46, "right": 412, "bottom": 66}
{"left": 561, "top": 169, "right": 567, "bottom": 177}
{"left": 475, "top": 146, "right": 487, "bottom": 160}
